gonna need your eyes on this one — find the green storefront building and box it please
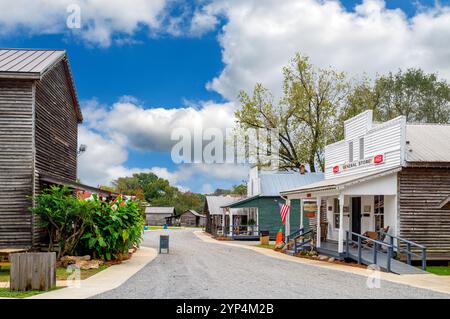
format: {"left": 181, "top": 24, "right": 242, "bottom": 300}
{"left": 221, "top": 167, "right": 323, "bottom": 239}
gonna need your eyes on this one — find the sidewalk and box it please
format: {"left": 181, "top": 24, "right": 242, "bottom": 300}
{"left": 194, "top": 231, "right": 450, "bottom": 295}
{"left": 28, "top": 246, "right": 157, "bottom": 299}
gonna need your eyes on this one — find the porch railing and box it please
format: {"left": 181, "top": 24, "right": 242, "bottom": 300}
{"left": 287, "top": 228, "right": 313, "bottom": 254}
{"left": 378, "top": 231, "right": 427, "bottom": 270}
{"left": 346, "top": 231, "right": 394, "bottom": 272}
{"left": 230, "top": 224, "right": 259, "bottom": 237}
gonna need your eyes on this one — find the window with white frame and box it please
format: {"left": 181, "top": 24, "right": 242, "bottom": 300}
{"left": 359, "top": 137, "right": 364, "bottom": 160}
{"left": 349, "top": 141, "right": 354, "bottom": 162}
{"left": 374, "top": 195, "right": 384, "bottom": 231}
{"left": 333, "top": 198, "right": 340, "bottom": 229}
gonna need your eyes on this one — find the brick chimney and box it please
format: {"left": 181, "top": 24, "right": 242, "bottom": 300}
{"left": 299, "top": 164, "right": 305, "bottom": 175}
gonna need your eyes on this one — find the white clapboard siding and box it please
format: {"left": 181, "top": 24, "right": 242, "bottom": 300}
{"left": 325, "top": 115, "right": 405, "bottom": 179}
{"left": 343, "top": 110, "right": 373, "bottom": 141}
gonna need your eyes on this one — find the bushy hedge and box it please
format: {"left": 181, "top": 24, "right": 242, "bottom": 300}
{"left": 31, "top": 186, "right": 144, "bottom": 260}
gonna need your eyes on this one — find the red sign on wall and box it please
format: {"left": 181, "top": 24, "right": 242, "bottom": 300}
{"left": 373, "top": 154, "right": 384, "bottom": 164}
{"left": 332, "top": 165, "right": 340, "bottom": 173}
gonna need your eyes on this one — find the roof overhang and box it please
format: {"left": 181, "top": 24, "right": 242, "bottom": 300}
{"left": 39, "top": 173, "right": 120, "bottom": 197}
{"left": 221, "top": 195, "right": 263, "bottom": 208}
{"left": 280, "top": 167, "right": 402, "bottom": 197}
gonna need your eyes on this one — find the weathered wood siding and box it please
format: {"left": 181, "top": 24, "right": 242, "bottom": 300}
{"left": 32, "top": 60, "right": 79, "bottom": 246}
{"left": 35, "top": 60, "right": 78, "bottom": 181}
{"left": 180, "top": 213, "right": 196, "bottom": 226}
{"left": 399, "top": 167, "right": 450, "bottom": 259}
{"left": 0, "top": 79, "right": 34, "bottom": 248}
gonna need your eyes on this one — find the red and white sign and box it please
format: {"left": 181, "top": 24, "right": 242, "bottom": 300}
{"left": 332, "top": 153, "right": 385, "bottom": 174}
{"left": 373, "top": 154, "right": 384, "bottom": 164}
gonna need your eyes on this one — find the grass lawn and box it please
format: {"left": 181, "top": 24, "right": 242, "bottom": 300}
{"left": 255, "top": 244, "right": 275, "bottom": 249}
{"left": 0, "top": 262, "right": 109, "bottom": 282}
{"left": 424, "top": 266, "right": 450, "bottom": 276}
{"left": 0, "top": 287, "right": 62, "bottom": 299}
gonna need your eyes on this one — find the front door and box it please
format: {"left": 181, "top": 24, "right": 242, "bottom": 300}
{"left": 351, "top": 197, "right": 362, "bottom": 240}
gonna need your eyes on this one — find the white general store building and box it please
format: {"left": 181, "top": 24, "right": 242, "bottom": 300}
{"left": 281, "top": 110, "right": 450, "bottom": 261}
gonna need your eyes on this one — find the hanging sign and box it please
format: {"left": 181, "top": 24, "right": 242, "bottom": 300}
{"left": 332, "top": 154, "right": 385, "bottom": 174}
{"left": 303, "top": 202, "right": 317, "bottom": 218}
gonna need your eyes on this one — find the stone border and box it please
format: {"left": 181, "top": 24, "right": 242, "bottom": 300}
{"left": 28, "top": 247, "right": 157, "bottom": 299}
{"left": 194, "top": 231, "right": 450, "bottom": 295}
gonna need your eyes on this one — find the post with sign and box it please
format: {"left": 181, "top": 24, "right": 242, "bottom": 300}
{"left": 159, "top": 235, "right": 169, "bottom": 254}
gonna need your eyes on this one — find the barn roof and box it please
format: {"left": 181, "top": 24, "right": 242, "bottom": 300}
{"left": 145, "top": 207, "right": 175, "bottom": 215}
{"left": 182, "top": 210, "right": 206, "bottom": 218}
{"left": 205, "top": 195, "right": 245, "bottom": 215}
{"left": 406, "top": 124, "right": 450, "bottom": 163}
{"left": 0, "top": 49, "right": 82, "bottom": 122}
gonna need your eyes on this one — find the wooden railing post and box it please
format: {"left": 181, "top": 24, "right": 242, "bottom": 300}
{"left": 422, "top": 248, "right": 427, "bottom": 271}
{"left": 373, "top": 243, "right": 377, "bottom": 265}
{"left": 358, "top": 236, "right": 362, "bottom": 264}
{"left": 345, "top": 231, "right": 349, "bottom": 257}
{"left": 387, "top": 246, "right": 392, "bottom": 273}
{"left": 406, "top": 242, "right": 411, "bottom": 265}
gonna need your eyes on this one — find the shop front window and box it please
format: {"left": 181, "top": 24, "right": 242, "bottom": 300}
{"left": 374, "top": 195, "right": 384, "bottom": 231}
{"left": 333, "top": 198, "right": 340, "bottom": 229}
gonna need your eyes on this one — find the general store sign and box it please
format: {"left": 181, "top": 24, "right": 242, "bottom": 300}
{"left": 332, "top": 154, "right": 384, "bottom": 174}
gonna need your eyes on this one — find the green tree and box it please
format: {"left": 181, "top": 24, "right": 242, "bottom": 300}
{"left": 111, "top": 172, "right": 204, "bottom": 214}
{"left": 236, "top": 53, "right": 348, "bottom": 172}
{"left": 340, "top": 69, "right": 450, "bottom": 137}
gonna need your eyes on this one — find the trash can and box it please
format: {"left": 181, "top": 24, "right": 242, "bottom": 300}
{"left": 159, "top": 235, "right": 169, "bottom": 254}
{"left": 260, "top": 230, "right": 270, "bottom": 245}
{"left": 163, "top": 223, "right": 168, "bottom": 230}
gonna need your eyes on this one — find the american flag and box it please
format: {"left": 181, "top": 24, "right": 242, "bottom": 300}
{"left": 278, "top": 202, "right": 290, "bottom": 225}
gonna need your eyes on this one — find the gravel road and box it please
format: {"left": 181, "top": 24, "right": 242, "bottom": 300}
{"left": 93, "top": 229, "right": 449, "bottom": 299}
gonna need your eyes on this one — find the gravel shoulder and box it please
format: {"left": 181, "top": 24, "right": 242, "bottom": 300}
{"left": 93, "top": 229, "right": 449, "bottom": 299}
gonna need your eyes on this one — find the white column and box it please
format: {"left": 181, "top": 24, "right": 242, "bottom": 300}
{"left": 229, "top": 209, "right": 233, "bottom": 237}
{"left": 300, "top": 199, "right": 304, "bottom": 229}
{"left": 338, "top": 193, "right": 345, "bottom": 253}
{"left": 285, "top": 199, "right": 291, "bottom": 237}
{"left": 316, "top": 196, "right": 321, "bottom": 248}
{"left": 221, "top": 211, "right": 225, "bottom": 233}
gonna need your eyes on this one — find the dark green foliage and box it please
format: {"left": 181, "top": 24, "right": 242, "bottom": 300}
{"left": 80, "top": 194, "right": 144, "bottom": 260}
{"left": 31, "top": 186, "right": 144, "bottom": 260}
{"left": 30, "top": 186, "right": 93, "bottom": 258}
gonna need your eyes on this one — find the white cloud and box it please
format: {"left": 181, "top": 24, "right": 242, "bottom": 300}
{"left": 0, "top": 0, "right": 168, "bottom": 46}
{"left": 77, "top": 97, "right": 247, "bottom": 191}
{"left": 197, "top": 0, "right": 450, "bottom": 101}
{"left": 81, "top": 97, "right": 237, "bottom": 153}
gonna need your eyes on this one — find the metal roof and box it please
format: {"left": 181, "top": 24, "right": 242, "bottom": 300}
{"left": 259, "top": 171, "right": 324, "bottom": 196}
{"left": 280, "top": 167, "right": 401, "bottom": 195}
{"left": 0, "top": 49, "right": 66, "bottom": 78}
{"left": 205, "top": 195, "right": 245, "bottom": 215}
{"left": 182, "top": 210, "right": 206, "bottom": 218}
{"left": 406, "top": 124, "right": 450, "bottom": 163}
{"left": 0, "top": 48, "right": 82, "bottom": 122}
{"left": 145, "top": 207, "right": 175, "bottom": 215}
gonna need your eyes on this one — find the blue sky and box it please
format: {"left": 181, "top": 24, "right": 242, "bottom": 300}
{"left": 0, "top": 0, "right": 449, "bottom": 193}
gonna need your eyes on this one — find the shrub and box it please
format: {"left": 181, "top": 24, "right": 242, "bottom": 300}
{"left": 31, "top": 186, "right": 144, "bottom": 260}
{"left": 30, "top": 185, "right": 93, "bottom": 258}
{"left": 80, "top": 194, "right": 144, "bottom": 260}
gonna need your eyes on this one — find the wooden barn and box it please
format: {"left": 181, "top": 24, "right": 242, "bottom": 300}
{"left": 145, "top": 207, "right": 175, "bottom": 226}
{"left": 179, "top": 210, "right": 206, "bottom": 227}
{"left": 0, "top": 49, "right": 82, "bottom": 249}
